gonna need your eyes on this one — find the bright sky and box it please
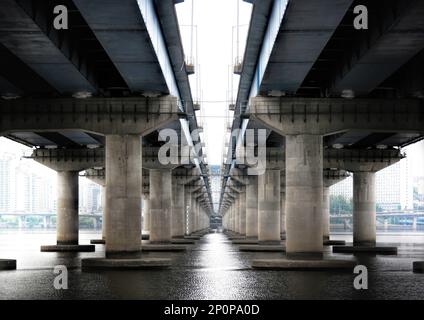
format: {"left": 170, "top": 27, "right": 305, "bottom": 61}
{"left": 176, "top": 0, "right": 252, "bottom": 165}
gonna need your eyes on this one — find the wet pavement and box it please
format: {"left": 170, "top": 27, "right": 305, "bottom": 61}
{"left": 0, "top": 230, "right": 424, "bottom": 299}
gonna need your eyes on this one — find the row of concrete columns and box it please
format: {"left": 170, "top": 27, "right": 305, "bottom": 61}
{"left": 44, "top": 134, "right": 209, "bottom": 257}
{"left": 223, "top": 134, "right": 393, "bottom": 255}
{"left": 142, "top": 171, "right": 209, "bottom": 240}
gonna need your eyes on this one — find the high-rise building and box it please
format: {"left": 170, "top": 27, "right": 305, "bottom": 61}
{"left": 0, "top": 139, "right": 57, "bottom": 214}
{"left": 414, "top": 177, "right": 424, "bottom": 196}
{"left": 0, "top": 153, "right": 15, "bottom": 212}
{"left": 79, "top": 178, "right": 101, "bottom": 214}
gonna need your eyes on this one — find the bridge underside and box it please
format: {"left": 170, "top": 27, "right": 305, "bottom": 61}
{"left": 221, "top": 0, "right": 424, "bottom": 260}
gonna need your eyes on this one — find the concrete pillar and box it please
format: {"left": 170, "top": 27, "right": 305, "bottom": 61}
{"left": 322, "top": 187, "right": 330, "bottom": 241}
{"left": 246, "top": 176, "right": 258, "bottom": 238}
{"left": 195, "top": 201, "right": 200, "bottom": 232}
{"left": 258, "top": 169, "right": 280, "bottom": 244}
{"left": 142, "top": 194, "right": 150, "bottom": 233}
{"left": 353, "top": 171, "right": 376, "bottom": 246}
{"left": 285, "top": 135, "right": 323, "bottom": 254}
{"left": 190, "top": 193, "right": 196, "bottom": 233}
{"left": 184, "top": 190, "right": 191, "bottom": 235}
{"left": 57, "top": 171, "right": 79, "bottom": 245}
{"left": 228, "top": 205, "right": 233, "bottom": 231}
{"left": 105, "top": 134, "right": 142, "bottom": 256}
{"left": 92, "top": 217, "right": 98, "bottom": 229}
{"left": 239, "top": 189, "right": 246, "bottom": 235}
{"left": 172, "top": 178, "right": 185, "bottom": 238}
{"left": 232, "top": 199, "right": 238, "bottom": 232}
{"left": 280, "top": 191, "right": 286, "bottom": 237}
{"left": 228, "top": 206, "right": 232, "bottom": 231}
{"left": 101, "top": 186, "right": 108, "bottom": 240}
{"left": 235, "top": 197, "right": 240, "bottom": 234}
{"left": 149, "top": 169, "right": 172, "bottom": 243}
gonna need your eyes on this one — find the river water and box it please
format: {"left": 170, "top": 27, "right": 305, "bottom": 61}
{"left": 0, "top": 230, "right": 423, "bottom": 299}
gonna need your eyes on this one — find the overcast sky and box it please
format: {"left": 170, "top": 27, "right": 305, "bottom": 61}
{"left": 176, "top": 0, "right": 252, "bottom": 165}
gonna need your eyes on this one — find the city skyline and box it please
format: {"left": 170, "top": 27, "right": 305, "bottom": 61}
{"left": 0, "top": 137, "right": 102, "bottom": 215}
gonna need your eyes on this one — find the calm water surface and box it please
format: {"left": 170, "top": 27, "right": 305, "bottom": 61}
{"left": 0, "top": 230, "right": 423, "bottom": 299}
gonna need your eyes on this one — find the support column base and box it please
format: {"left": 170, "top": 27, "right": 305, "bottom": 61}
{"left": 41, "top": 245, "right": 95, "bottom": 252}
{"left": 252, "top": 258, "right": 356, "bottom": 270}
{"left": 323, "top": 240, "right": 346, "bottom": 246}
{"left": 238, "top": 244, "right": 285, "bottom": 252}
{"left": 0, "top": 259, "right": 16, "bottom": 270}
{"left": 333, "top": 246, "right": 397, "bottom": 255}
{"left": 81, "top": 258, "right": 171, "bottom": 270}
{"left": 413, "top": 261, "right": 424, "bottom": 273}
{"left": 171, "top": 238, "right": 195, "bottom": 244}
{"left": 227, "top": 236, "right": 245, "bottom": 240}
{"left": 232, "top": 239, "right": 259, "bottom": 245}
{"left": 142, "top": 244, "right": 187, "bottom": 252}
{"left": 90, "top": 239, "right": 106, "bottom": 244}
{"left": 353, "top": 241, "right": 376, "bottom": 246}
{"left": 258, "top": 240, "right": 281, "bottom": 245}
{"left": 184, "top": 235, "right": 201, "bottom": 240}
{"left": 286, "top": 252, "right": 324, "bottom": 260}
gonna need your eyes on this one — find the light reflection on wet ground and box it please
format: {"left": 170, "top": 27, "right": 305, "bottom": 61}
{"left": 0, "top": 230, "right": 424, "bottom": 299}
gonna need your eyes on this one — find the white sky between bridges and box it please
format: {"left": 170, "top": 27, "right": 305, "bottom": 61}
{"left": 0, "top": 0, "right": 423, "bottom": 198}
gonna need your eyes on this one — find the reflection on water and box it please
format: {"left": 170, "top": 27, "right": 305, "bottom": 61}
{"left": 0, "top": 230, "right": 424, "bottom": 299}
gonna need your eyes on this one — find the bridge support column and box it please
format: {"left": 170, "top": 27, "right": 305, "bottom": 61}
{"left": 258, "top": 169, "right": 280, "bottom": 244}
{"left": 235, "top": 198, "right": 240, "bottom": 234}
{"left": 57, "top": 171, "right": 79, "bottom": 245}
{"left": 184, "top": 190, "right": 191, "bottom": 235}
{"left": 101, "top": 186, "right": 108, "bottom": 240}
{"left": 412, "top": 217, "right": 417, "bottom": 231}
{"left": 280, "top": 191, "right": 286, "bottom": 239}
{"left": 231, "top": 205, "right": 235, "bottom": 232}
{"left": 239, "top": 189, "right": 246, "bottom": 236}
{"left": 195, "top": 201, "right": 199, "bottom": 232}
{"left": 190, "top": 193, "right": 196, "bottom": 234}
{"left": 142, "top": 194, "right": 151, "bottom": 233}
{"left": 353, "top": 171, "right": 376, "bottom": 246}
{"left": 285, "top": 135, "right": 323, "bottom": 255}
{"left": 105, "top": 135, "right": 142, "bottom": 257}
{"left": 246, "top": 176, "right": 258, "bottom": 239}
{"left": 149, "top": 169, "right": 172, "bottom": 243}
{"left": 41, "top": 170, "right": 94, "bottom": 252}
{"left": 322, "top": 186, "right": 330, "bottom": 241}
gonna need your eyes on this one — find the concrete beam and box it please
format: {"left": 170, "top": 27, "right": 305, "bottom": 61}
{"left": 31, "top": 148, "right": 104, "bottom": 172}
{"left": 0, "top": 96, "right": 180, "bottom": 136}
{"left": 324, "top": 148, "right": 403, "bottom": 172}
{"left": 83, "top": 168, "right": 105, "bottom": 186}
{"left": 249, "top": 97, "right": 424, "bottom": 136}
